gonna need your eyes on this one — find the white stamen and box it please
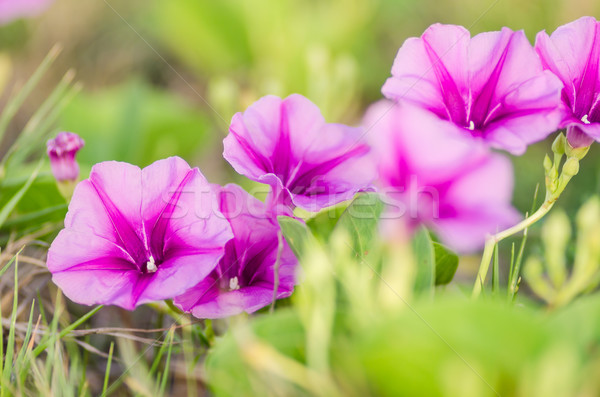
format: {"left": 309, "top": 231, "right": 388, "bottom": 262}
{"left": 468, "top": 121, "right": 475, "bottom": 130}
{"left": 146, "top": 256, "right": 157, "bottom": 273}
{"left": 229, "top": 277, "right": 240, "bottom": 290}
{"left": 582, "top": 114, "right": 590, "bottom": 124}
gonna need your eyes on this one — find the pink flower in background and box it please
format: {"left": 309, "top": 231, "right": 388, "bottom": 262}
{"left": 535, "top": 17, "right": 600, "bottom": 148}
{"left": 0, "top": 0, "right": 53, "bottom": 25}
{"left": 175, "top": 184, "right": 297, "bottom": 319}
{"left": 223, "top": 94, "right": 376, "bottom": 214}
{"left": 382, "top": 24, "right": 563, "bottom": 155}
{"left": 365, "top": 101, "right": 520, "bottom": 253}
{"left": 47, "top": 157, "right": 233, "bottom": 310}
{"left": 47, "top": 132, "right": 84, "bottom": 182}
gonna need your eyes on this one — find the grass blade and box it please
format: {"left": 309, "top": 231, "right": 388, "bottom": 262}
{"left": 2, "top": 257, "right": 19, "bottom": 388}
{"left": 0, "top": 45, "right": 61, "bottom": 144}
{"left": 0, "top": 247, "right": 23, "bottom": 278}
{"left": 508, "top": 226, "right": 529, "bottom": 301}
{"left": 33, "top": 305, "right": 103, "bottom": 357}
{"left": 0, "top": 159, "right": 43, "bottom": 229}
{"left": 102, "top": 342, "right": 115, "bottom": 396}
{"left": 2, "top": 70, "right": 76, "bottom": 168}
{"left": 5, "top": 81, "right": 82, "bottom": 169}
{"left": 492, "top": 244, "right": 499, "bottom": 295}
{"left": 159, "top": 327, "right": 176, "bottom": 396}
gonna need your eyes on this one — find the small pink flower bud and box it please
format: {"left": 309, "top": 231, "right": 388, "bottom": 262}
{"left": 46, "top": 132, "right": 84, "bottom": 183}
{"left": 566, "top": 125, "right": 594, "bottom": 150}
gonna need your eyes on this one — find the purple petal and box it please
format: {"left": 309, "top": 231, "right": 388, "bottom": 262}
{"left": 174, "top": 184, "right": 297, "bottom": 319}
{"left": 158, "top": 170, "right": 233, "bottom": 258}
{"left": 184, "top": 285, "right": 292, "bottom": 319}
{"left": 365, "top": 101, "right": 488, "bottom": 186}
{"left": 137, "top": 252, "right": 224, "bottom": 306}
{"left": 47, "top": 157, "right": 233, "bottom": 310}
{"left": 434, "top": 206, "right": 520, "bottom": 254}
{"left": 141, "top": 157, "right": 196, "bottom": 236}
{"left": 382, "top": 24, "right": 470, "bottom": 123}
{"left": 47, "top": 229, "right": 141, "bottom": 309}
{"left": 224, "top": 94, "right": 376, "bottom": 212}
{"left": 434, "top": 155, "right": 520, "bottom": 252}
{"left": 567, "top": 123, "right": 600, "bottom": 147}
{"left": 0, "top": 0, "right": 52, "bottom": 25}
{"left": 482, "top": 71, "right": 564, "bottom": 155}
{"left": 535, "top": 16, "right": 600, "bottom": 148}
{"left": 224, "top": 95, "right": 286, "bottom": 181}
{"left": 365, "top": 101, "right": 520, "bottom": 253}
{"left": 86, "top": 162, "right": 146, "bottom": 264}
{"left": 383, "top": 23, "right": 563, "bottom": 153}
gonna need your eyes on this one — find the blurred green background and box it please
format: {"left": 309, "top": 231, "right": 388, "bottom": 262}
{"left": 1, "top": 0, "right": 600, "bottom": 255}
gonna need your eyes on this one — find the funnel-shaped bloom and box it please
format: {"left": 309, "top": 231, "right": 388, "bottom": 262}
{"left": 47, "top": 157, "right": 233, "bottom": 310}
{"left": 366, "top": 101, "right": 520, "bottom": 253}
{"left": 47, "top": 132, "right": 84, "bottom": 182}
{"left": 175, "top": 184, "right": 297, "bottom": 318}
{"left": 382, "top": 24, "right": 563, "bottom": 155}
{"left": 535, "top": 17, "right": 600, "bottom": 147}
{"left": 0, "top": 0, "right": 53, "bottom": 25}
{"left": 223, "top": 94, "right": 376, "bottom": 213}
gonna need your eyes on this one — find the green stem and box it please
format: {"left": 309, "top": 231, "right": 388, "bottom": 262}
{"left": 472, "top": 197, "right": 557, "bottom": 298}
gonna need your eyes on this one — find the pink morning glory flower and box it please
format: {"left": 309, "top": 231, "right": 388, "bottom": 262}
{"left": 0, "top": 0, "right": 53, "bottom": 25}
{"left": 46, "top": 157, "right": 233, "bottom": 310}
{"left": 174, "top": 184, "right": 297, "bottom": 319}
{"left": 223, "top": 94, "right": 376, "bottom": 213}
{"left": 365, "top": 101, "right": 520, "bottom": 253}
{"left": 382, "top": 24, "right": 563, "bottom": 155}
{"left": 535, "top": 17, "right": 600, "bottom": 148}
{"left": 47, "top": 132, "right": 85, "bottom": 183}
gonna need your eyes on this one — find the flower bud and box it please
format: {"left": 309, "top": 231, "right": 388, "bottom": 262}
{"left": 543, "top": 154, "right": 553, "bottom": 173}
{"left": 551, "top": 133, "right": 566, "bottom": 155}
{"left": 47, "top": 132, "right": 84, "bottom": 199}
{"left": 47, "top": 132, "right": 84, "bottom": 182}
{"left": 566, "top": 125, "right": 594, "bottom": 150}
{"left": 562, "top": 157, "right": 579, "bottom": 177}
{"left": 565, "top": 144, "right": 591, "bottom": 161}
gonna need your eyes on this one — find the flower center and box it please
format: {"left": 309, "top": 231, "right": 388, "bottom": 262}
{"left": 146, "top": 255, "right": 157, "bottom": 273}
{"left": 582, "top": 114, "right": 590, "bottom": 125}
{"left": 229, "top": 276, "right": 240, "bottom": 291}
{"left": 468, "top": 120, "right": 475, "bottom": 131}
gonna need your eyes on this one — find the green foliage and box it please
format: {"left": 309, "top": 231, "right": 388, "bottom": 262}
{"left": 59, "top": 80, "right": 214, "bottom": 168}
{"left": 525, "top": 197, "right": 600, "bottom": 307}
{"left": 206, "top": 233, "right": 600, "bottom": 396}
{"left": 412, "top": 227, "right": 435, "bottom": 295}
{"left": 0, "top": 160, "right": 42, "bottom": 229}
{"left": 305, "top": 203, "right": 348, "bottom": 242}
{"left": 432, "top": 242, "right": 459, "bottom": 286}
{"left": 334, "top": 193, "right": 383, "bottom": 260}
{"left": 147, "top": 0, "right": 375, "bottom": 120}
{"left": 278, "top": 216, "right": 310, "bottom": 259}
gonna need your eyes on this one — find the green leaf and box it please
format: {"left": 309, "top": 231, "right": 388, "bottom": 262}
{"left": 412, "top": 227, "right": 435, "bottom": 295}
{"left": 335, "top": 193, "right": 383, "bottom": 259}
{"left": 0, "top": 159, "right": 42, "bottom": 229}
{"left": 306, "top": 202, "right": 348, "bottom": 241}
{"left": 433, "top": 242, "right": 459, "bottom": 285}
{"left": 278, "top": 216, "right": 309, "bottom": 259}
